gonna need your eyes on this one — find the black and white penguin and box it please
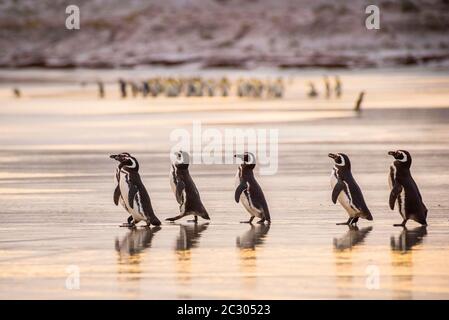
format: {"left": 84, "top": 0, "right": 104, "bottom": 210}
{"left": 328, "top": 153, "right": 373, "bottom": 225}
{"left": 234, "top": 152, "right": 271, "bottom": 224}
{"left": 388, "top": 150, "right": 428, "bottom": 227}
{"left": 166, "top": 151, "right": 210, "bottom": 223}
{"left": 110, "top": 152, "right": 161, "bottom": 227}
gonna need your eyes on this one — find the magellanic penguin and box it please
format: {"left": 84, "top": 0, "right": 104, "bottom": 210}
{"left": 110, "top": 153, "right": 161, "bottom": 227}
{"left": 388, "top": 150, "right": 428, "bottom": 227}
{"left": 234, "top": 152, "right": 271, "bottom": 224}
{"left": 328, "top": 153, "right": 373, "bottom": 225}
{"left": 166, "top": 151, "right": 210, "bottom": 223}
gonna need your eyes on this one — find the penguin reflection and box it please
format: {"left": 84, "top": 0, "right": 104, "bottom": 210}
{"left": 115, "top": 226, "right": 161, "bottom": 283}
{"left": 391, "top": 226, "right": 427, "bottom": 253}
{"left": 236, "top": 224, "right": 270, "bottom": 288}
{"left": 175, "top": 223, "right": 209, "bottom": 286}
{"left": 236, "top": 224, "right": 270, "bottom": 250}
{"left": 333, "top": 226, "right": 373, "bottom": 251}
{"left": 333, "top": 226, "right": 372, "bottom": 299}
{"left": 390, "top": 227, "right": 427, "bottom": 299}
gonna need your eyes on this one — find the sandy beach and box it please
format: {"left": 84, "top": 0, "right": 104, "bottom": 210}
{"left": 0, "top": 67, "right": 448, "bottom": 299}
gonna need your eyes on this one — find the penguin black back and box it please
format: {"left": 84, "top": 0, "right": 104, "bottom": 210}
{"left": 329, "top": 153, "right": 373, "bottom": 225}
{"left": 110, "top": 152, "right": 161, "bottom": 226}
{"left": 234, "top": 152, "right": 271, "bottom": 224}
{"left": 167, "top": 151, "right": 209, "bottom": 222}
{"left": 388, "top": 150, "right": 427, "bottom": 226}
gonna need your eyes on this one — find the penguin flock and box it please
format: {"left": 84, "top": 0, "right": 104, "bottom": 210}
{"left": 308, "top": 75, "right": 342, "bottom": 99}
{"left": 106, "top": 77, "right": 284, "bottom": 99}
{"left": 111, "top": 149, "right": 428, "bottom": 228}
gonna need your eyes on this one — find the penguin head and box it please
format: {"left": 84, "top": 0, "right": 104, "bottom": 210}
{"left": 388, "top": 150, "right": 412, "bottom": 168}
{"left": 110, "top": 152, "right": 139, "bottom": 171}
{"left": 173, "top": 150, "right": 190, "bottom": 169}
{"left": 328, "top": 153, "right": 351, "bottom": 170}
{"left": 234, "top": 152, "right": 256, "bottom": 170}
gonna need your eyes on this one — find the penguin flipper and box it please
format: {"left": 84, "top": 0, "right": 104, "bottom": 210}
{"left": 128, "top": 184, "right": 138, "bottom": 209}
{"left": 235, "top": 182, "right": 247, "bottom": 203}
{"left": 389, "top": 183, "right": 403, "bottom": 210}
{"left": 175, "top": 180, "right": 185, "bottom": 204}
{"left": 331, "top": 181, "right": 345, "bottom": 204}
{"left": 113, "top": 185, "right": 121, "bottom": 206}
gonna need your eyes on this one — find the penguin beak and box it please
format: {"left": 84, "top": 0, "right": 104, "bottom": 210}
{"left": 388, "top": 151, "right": 397, "bottom": 157}
{"left": 110, "top": 154, "right": 119, "bottom": 160}
{"left": 328, "top": 153, "right": 338, "bottom": 160}
{"left": 234, "top": 154, "right": 244, "bottom": 160}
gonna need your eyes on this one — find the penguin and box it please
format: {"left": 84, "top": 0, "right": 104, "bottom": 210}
{"left": 388, "top": 150, "right": 428, "bottom": 227}
{"left": 323, "top": 76, "right": 331, "bottom": 98}
{"left": 328, "top": 153, "right": 373, "bottom": 225}
{"left": 110, "top": 153, "right": 161, "bottom": 227}
{"left": 234, "top": 152, "right": 271, "bottom": 224}
{"left": 118, "top": 79, "right": 127, "bottom": 98}
{"left": 354, "top": 91, "right": 365, "bottom": 112}
{"left": 13, "top": 87, "right": 21, "bottom": 98}
{"left": 166, "top": 151, "right": 210, "bottom": 223}
{"left": 97, "top": 81, "right": 105, "bottom": 99}
{"left": 334, "top": 76, "right": 342, "bottom": 98}
{"left": 307, "top": 82, "right": 318, "bottom": 98}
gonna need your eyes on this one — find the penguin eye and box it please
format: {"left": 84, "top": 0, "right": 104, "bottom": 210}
{"left": 335, "top": 157, "right": 342, "bottom": 164}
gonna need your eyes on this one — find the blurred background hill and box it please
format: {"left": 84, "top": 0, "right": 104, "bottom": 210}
{"left": 1, "top": 0, "right": 448, "bottom": 69}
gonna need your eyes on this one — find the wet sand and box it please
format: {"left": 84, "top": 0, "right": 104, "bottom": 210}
{"left": 0, "top": 68, "right": 448, "bottom": 299}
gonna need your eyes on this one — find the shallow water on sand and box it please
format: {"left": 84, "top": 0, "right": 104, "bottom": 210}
{"left": 0, "top": 68, "right": 448, "bottom": 299}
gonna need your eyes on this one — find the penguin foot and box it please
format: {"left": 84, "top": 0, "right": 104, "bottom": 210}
{"left": 119, "top": 223, "right": 135, "bottom": 228}
{"left": 256, "top": 219, "right": 266, "bottom": 224}
{"left": 165, "top": 214, "right": 183, "bottom": 222}
{"left": 187, "top": 216, "right": 199, "bottom": 224}
{"left": 394, "top": 219, "right": 407, "bottom": 227}
{"left": 240, "top": 220, "right": 253, "bottom": 224}
{"left": 336, "top": 222, "right": 350, "bottom": 225}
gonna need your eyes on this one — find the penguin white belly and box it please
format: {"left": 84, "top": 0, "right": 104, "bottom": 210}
{"left": 169, "top": 166, "right": 177, "bottom": 195}
{"left": 119, "top": 171, "right": 146, "bottom": 223}
{"left": 235, "top": 173, "right": 262, "bottom": 218}
{"left": 330, "top": 170, "right": 358, "bottom": 217}
{"left": 388, "top": 165, "right": 406, "bottom": 218}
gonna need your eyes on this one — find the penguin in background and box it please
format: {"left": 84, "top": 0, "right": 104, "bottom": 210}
{"left": 388, "top": 150, "right": 428, "bottom": 227}
{"left": 110, "top": 153, "right": 161, "bottom": 227}
{"left": 97, "top": 81, "right": 105, "bottom": 99}
{"left": 13, "top": 87, "right": 21, "bottom": 98}
{"left": 234, "top": 152, "right": 271, "bottom": 224}
{"left": 323, "top": 76, "right": 331, "bottom": 99}
{"left": 307, "top": 82, "right": 318, "bottom": 98}
{"left": 334, "top": 76, "right": 342, "bottom": 98}
{"left": 118, "top": 79, "right": 127, "bottom": 98}
{"left": 354, "top": 91, "right": 365, "bottom": 112}
{"left": 328, "top": 153, "right": 373, "bottom": 225}
{"left": 166, "top": 151, "right": 210, "bottom": 223}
